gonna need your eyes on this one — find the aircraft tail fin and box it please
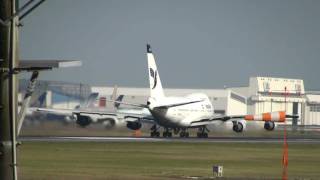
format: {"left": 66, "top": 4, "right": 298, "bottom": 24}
{"left": 31, "top": 92, "right": 47, "bottom": 107}
{"left": 79, "top": 92, "right": 99, "bottom": 109}
{"left": 37, "top": 92, "right": 47, "bottom": 107}
{"left": 111, "top": 85, "right": 118, "bottom": 102}
{"left": 108, "top": 85, "right": 122, "bottom": 109}
{"left": 147, "top": 44, "right": 165, "bottom": 99}
{"left": 114, "top": 95, "right": 124, "bottom": 108}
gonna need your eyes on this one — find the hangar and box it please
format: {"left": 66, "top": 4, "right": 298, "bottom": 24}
{"left": 303, "top": 92, "right": 320, "bottom": 125}
{"left": 231, "top": 77, "right": 305, "bottom": 126}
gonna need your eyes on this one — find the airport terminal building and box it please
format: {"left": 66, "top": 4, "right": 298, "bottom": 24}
{"left": 91, "top": 77, "right": 320, "bottom": 126}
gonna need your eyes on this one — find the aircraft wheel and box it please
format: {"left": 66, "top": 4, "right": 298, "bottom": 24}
{"left": 197, "top": 132, "right": 203, "bottom": 138}
{"left": 197, "top": 132, "right": 208, "bottom": 138}
{"left": 156, "top": 132, "right": 160, "bottom": 137}
{"left": 163, "top": 132, "right": 167, "bottom": 137}
{"left": 180, "top": 131, "right": 185, "bottom": 138}
{"left": 197, "top": 132, "right": 201, "bottom": 138}
{"left": 185, "top": 132, "right": 189, "bottom": 138}
{"left": 203, "top": 133, "right": 208, "bottom": 138}
{"left": 168, "top": 132, "right": 172, "bottom": 138}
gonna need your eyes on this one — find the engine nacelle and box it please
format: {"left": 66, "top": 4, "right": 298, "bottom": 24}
{"left": 232, "top": 121, "right": 244, "bottom": 133}
{"left": 76, "top": 115, "right": 92, "bottom": 127}
{"left": 65, "top": 114, "right": 77, "bottom": 123}
{"left": 264, "top": 121, "right": 275, "bottom": 131}
{"left": 126, "top": 121, "right": 142, "bottom": 130}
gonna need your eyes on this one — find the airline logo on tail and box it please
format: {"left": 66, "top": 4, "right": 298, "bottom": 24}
{"left": 149, "top": 68, "right": 157, "bottom": 89}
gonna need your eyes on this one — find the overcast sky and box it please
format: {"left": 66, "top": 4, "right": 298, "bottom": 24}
{"left": 20, "top": 0, "right": 320, "bottom": 90}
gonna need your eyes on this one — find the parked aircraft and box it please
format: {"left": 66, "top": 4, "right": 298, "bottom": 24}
{"left": 35, "top": 87, "right": 149, "bottom": 129}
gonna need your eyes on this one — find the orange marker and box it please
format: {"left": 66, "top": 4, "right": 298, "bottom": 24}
{"left": 244, "top": 111, "right": 287, "bottom": 122}
{"left": 262, "top": 112, "right": 272, "bottom": 121}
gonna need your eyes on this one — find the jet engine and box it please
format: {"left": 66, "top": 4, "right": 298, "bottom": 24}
{"left": 126, "top": 121, "right": 142, "bottom": 130}
{"left": 264, "top": 121, "right": 275, "bottom": 131}
{"left": 232, "top": 121, "right": 244, "bottom": 133}
{"left": 64, "top": 114, "right": 77, "bottom": 124}
{"left": 76, "top": 115, "right": 92, "bottom": 127}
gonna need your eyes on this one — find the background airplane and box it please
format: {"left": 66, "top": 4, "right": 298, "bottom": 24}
{"left": 35, "top": 87, "right": 149, "bottom": 129}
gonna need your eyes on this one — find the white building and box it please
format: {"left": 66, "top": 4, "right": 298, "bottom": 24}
{"left": 303, "top": 92, "right": 320, "bottom": 125}
{"left": 232, "top": 77, "right": 305, "bottom": 125}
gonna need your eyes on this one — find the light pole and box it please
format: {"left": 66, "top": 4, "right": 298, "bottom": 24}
{"left": 0, "top": 0, "right": 19, "bottom": 179}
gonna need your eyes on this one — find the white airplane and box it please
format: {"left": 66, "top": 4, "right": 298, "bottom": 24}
{"left": 107, "top": 44, "right": 298, "bottom": 138}
{"left": 35, "top": 87, "right": 149, "bottom": 129}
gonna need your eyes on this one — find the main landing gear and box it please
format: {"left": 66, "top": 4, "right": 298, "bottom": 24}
{"left": 163, "top": 127, "right": 173, "bottom": 138}
{"left": 197, "top": 126, "right": 209, "bottom": 138}
{"left": 150, "top": 124, "right": 160, "bottom": 137}
{"left": 150, "top": 125, "right": 173, "bottom": 138}
{"left": 149, "top": 126, "right": 189, "bottom": 138}
{"left": 179, "top": 128, "right": 189, "bottom": 138}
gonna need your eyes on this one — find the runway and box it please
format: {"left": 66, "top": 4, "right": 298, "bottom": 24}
{"left": 18, "top": 136, "right": 320, "bottom": 143}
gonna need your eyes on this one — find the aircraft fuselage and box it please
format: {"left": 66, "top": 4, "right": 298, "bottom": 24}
{"left": 149, "top": 93, "right": 213, "bottom": 128}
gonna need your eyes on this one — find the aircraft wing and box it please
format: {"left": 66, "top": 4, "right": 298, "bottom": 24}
{"left": 36, "top": 107, "right": 74, "bottom": 116}
{"left": 122, "top": 115, "right": 155, "bottom": 124}
{"left": 190, "top": 111, "right": 299, "bottom": 127}
{"left": 35, "top": 107, "right": 118, "bottom": 117}
{"left": 35, "top": 106, "right": 155, "bottom": 124}
{"left": 108, "top": 99, "right": 204, "bottom": 109}
{"left": 155, "top": 99, "right": 204, "bottom": 109}
{"left": 116, "top": 108, "right": 155, "bottom": 124}
{"left": 107, "top": 100, "right": 148, "bottom": 108}
{"left": 71, "top": 108, "right": 155, "bottom": 124}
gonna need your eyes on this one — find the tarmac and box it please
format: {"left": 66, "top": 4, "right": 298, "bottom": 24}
{"left": 18, "top": 136, "right": 320, "bottom": 143}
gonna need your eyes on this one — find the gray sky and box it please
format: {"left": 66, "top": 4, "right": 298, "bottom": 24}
{"left": 20, "top": 0, "right": 320, "bottom": 90}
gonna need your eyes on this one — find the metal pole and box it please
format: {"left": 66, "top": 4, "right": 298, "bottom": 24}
{"left": 0, "top": 0, "right": 18, "bottom": 179}
{"left": 9, "top": 0, "right": 19, "bottom": 178}
{"left": 17, "top": 71, "right": 39, "bottom": 136}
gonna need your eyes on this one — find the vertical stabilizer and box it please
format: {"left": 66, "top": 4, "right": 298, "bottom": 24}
{"left": 114, "top": 95, "right": 124, "bottom": 108}
{"left": 79, "top": 92, "right": 99, "bottom": 109}
{"left": 111, "top": 85, "right": 118, "bottom": 101}
{"left": 147, "top": 44, "right": 165, "bottom": 98}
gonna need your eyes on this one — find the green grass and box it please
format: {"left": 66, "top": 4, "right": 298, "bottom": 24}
{"left": 18, "top": 142, "right": 320, "bottom": 180}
